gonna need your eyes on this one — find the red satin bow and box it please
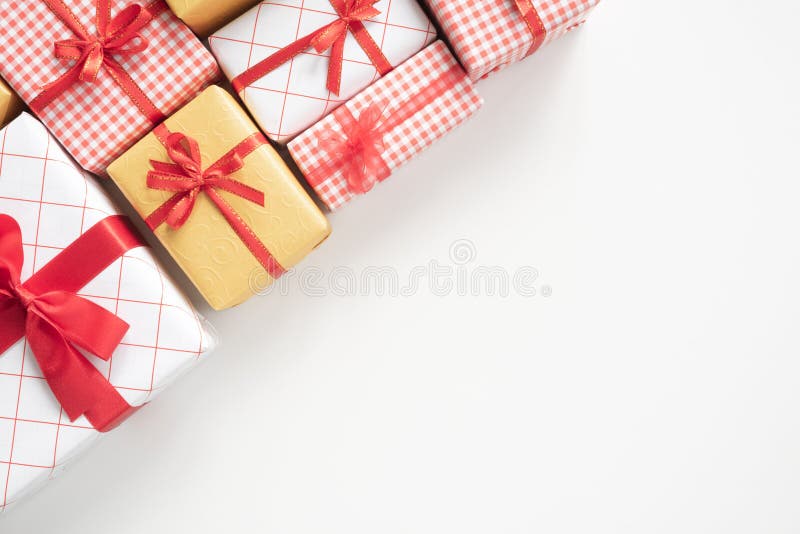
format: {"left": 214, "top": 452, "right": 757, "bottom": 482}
{"left": 319, "top": 103, "right": 388, "bottom": 194}
{"left": 231, "top": 0, "right": 392, "bottom": 96}
{"left": 0, "top": 215, "right": 144, "bottom": 432}
{"left": 30, "top": 0, "right": 166, "bottom": 124}
{"left": 146, "top": 126, "right": 286, "bottom": 280}
{"left": 146, "top": 132, "right": 265, "bottom": 230}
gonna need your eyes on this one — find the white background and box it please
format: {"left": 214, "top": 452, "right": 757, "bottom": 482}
{"left": 4, "top": 0, "right": 800, "bottom": 532}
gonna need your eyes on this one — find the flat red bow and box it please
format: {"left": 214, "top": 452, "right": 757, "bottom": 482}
{"left": 231, "top": 0, "right": 392, "bottom": 96}
{"left": 0, "top": 215, "right": 143, "bottom": 431}
{"left": 320, "top": 102, "right": 388, "bottom": 194}
{"left": 146, "top": 132, "right": 265, "bottom": 230}
{"left": 30, "top": 0, "right": 165, "bottom": 123}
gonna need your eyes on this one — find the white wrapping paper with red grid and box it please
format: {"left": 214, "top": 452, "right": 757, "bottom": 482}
{"left": 0, "top": 0, "right": 219, "bottom": 175}
{"left": 208, "top": 0, "right": 437, "bottom": 143}
{"left": 425, "top": 0, "right": 600, "bottom": 81}
{"left": 0, "top": 114, "right": 217, "bottom": 511}
{"left": 289, "top": 41, "right": 483, "bottom": 211}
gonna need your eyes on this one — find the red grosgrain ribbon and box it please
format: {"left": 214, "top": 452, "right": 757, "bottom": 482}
{"left": 231, "top": 0, "right": 393, "bottom": 96}
{"left": 308, "top": 63, "right": 464, "bottom": 195}
{"left": 513, "top": 0, "right": 547, "bottom": 56}
{"left": 29, "top": 0, "right": 167, "bottom": 124}
{"left": 0, "top": 215, "right": 145, "bottom": 432}
{"left": 145, "top": 124, "right": 286, "bottom": 280}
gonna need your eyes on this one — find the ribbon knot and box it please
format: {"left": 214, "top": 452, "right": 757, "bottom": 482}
{"left": 0, "top": 215, "right": 145, "bottom": 431}
{"left": 311, "top": 0, "right": 382, "bottom": 54}
{"left": 319, "top": 102, "right": 388, "bottom": 194}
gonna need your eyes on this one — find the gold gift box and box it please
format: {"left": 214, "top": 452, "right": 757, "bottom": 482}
{"left": 166, "top": 0, "right": 260, "bottom": 36}
{"left": 107, "top": 86, "right": 331, "bottom": 310}
{"left": 0, "top": 78, "right": 23, "bottom": 127}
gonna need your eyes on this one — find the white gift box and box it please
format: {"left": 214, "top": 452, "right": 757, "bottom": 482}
{"left": 208, "top": 0, "right": 437, "bottom": 143}
{"left": 0, "top": 114, "right": 217, "bottom": 510}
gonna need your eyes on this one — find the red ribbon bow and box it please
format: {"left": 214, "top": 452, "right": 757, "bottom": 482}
{"left": 308, "top": 64, "right": 466, "bottom": 199}
{"left": 319, "top": 102, "right": 389, "bottom": 194}
{"left": 0, "top": 215, "right": 145, "bottom": 432}
{"left": 146, "top": 132, "right": 265, "bottom": 230}
{"left": 30, "top": 0, "right": 166, "bottom": 124}
{"left": 231, "top": 0, "right": 392, "bottom": 96}
{"left": 146, "top": 126, "right": 286, "bottom": 280}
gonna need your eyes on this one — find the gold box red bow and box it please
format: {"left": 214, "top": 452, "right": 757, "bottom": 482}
{"left": 108, "top": 86, "right": 332, "bottom": 310}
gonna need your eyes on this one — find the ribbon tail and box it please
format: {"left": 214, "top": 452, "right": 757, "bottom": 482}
{"left": 326, "top": 35, "right": 346, "bottom": 95}
{"left": 205, "top": 188, "right": 285, "bottom": 280}
{"left": 27, "top": 313, "right": 131, "bottom": 431}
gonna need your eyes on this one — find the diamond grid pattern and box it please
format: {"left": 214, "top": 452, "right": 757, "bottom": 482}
{"left": 0, "top": 0, "right": 220, "bottom": 174}
{"left": 289, "top": 41, "right": 483, "bottom": 210}
{"left": 208, "top": 0, "right": 437, "bottom": 143}
{"left": 0, "top": 114, "right": 216, "bottom": 511}
{"left": 427, "top": 0, "right": 600, "bottom": 81}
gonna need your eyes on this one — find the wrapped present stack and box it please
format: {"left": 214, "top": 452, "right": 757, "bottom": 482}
{"left": 0, "top": 0, "right": 601, "bottom": 511}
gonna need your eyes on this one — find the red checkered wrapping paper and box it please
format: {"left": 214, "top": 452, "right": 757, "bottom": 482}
{"left": 208, "top": 0, "right": 437, "bottom": 144}
{"left": 289, "top": 41, "right": 483, "bottom": 211}
{"left": 0, "top": 114, "right": 217, "bottom": 511}
{"left": 426, "top": 0, "right": 600, "bottom": 81}
{"left": 0, "top": 0, "right": 219, "bottom": 175}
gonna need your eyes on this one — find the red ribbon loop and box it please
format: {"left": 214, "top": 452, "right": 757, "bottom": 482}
{"left": 0, "top": 214, "right": 145, "bottom": 432}
{"left": 231, "top": 0, "right": 392, "bottom": 96}
{"left": 146, "top": 126, "right": 286, "bottom": 280}
{"left": 31, "top": 0, "right": 166, "bottom": 124}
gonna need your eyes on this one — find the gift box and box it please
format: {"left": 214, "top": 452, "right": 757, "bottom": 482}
{"left": 426, "top": 0, "right": 600, "bottom": 81}
{"left": 0, "top": 79, "right": 24, "bottom": 128}
{"left": 165, "top": 0, "right": 260, "bottom": 36}
{"left": 107, "top": 86, "right": 331, "bottom": 310}
{"left": 208, "top": 0, "right": 437, "bottom": 143}
{"left": 288, "top": 41, "right": 483, "bottom": 211}
{"left": 0, "top": 0, "right": 220, "bottom": 174}
{"left": 0, "top": 114, "right": 217, "bottom": 511}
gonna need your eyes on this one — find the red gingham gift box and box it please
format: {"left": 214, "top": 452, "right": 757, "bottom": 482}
{"left": 289, "top": 41, "right": 483, "bottom": 211}
{"left": 0, "top": 114, "right": 217, "bottom": 510}
{"left": 208, "top": 0, "right": 437, "bottom": 143}
{"left": 0, "top": 0, "right": 219, "bottom": 174}
{"left": 426, "top": 0, "right": 600, "bottom": 81}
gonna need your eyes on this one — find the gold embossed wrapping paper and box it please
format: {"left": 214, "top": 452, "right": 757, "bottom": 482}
{"left": 107, "top": 86, "right": 331, "bottom": 310}
{"left": 0, "top": 79, "right": 23, "bottom": 127}
{"left": 165, "top": 0, "right": 260, "bottom": 36}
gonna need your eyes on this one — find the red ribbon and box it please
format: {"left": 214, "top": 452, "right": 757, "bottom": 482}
{"left": 308, "top": 64, "right": 465, "bottom": 195}
{"left": 29, "top": 0, "right": 167, "bottom": 124}
{"left": 146, "top": 124, "right": 286, "bottom": 280}
{"left": 231, "top": 0, "right": 393, "bottom": 96}
{"left": 513, "top": 0, "right": 548, "bottom": 57}
{"left": 0, "top": 215, "right": 145, "bottom": 432}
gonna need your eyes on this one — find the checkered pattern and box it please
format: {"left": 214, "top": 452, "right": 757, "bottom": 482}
{"left": 426, "top": 0, "right": 600, "bottom": 81}
{"left": 0, "top": 0, "right": 219, "bottom": 174}
{"left": 208, "top": 0, "right": 437, "bottom": 143}
{"left": 289, "top": 41, "right": 483, "bottom": 210}
{"left": 0, "top": 114, "right": 217, "bottom": 511}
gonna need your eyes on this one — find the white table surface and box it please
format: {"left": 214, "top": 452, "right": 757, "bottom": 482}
{"left": 4, "top": 1, "right": 800, "bottom": 532}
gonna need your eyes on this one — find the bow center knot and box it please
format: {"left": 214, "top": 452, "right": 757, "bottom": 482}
{"left": 10, "top": 284, "right": 36, "bottom": 310}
